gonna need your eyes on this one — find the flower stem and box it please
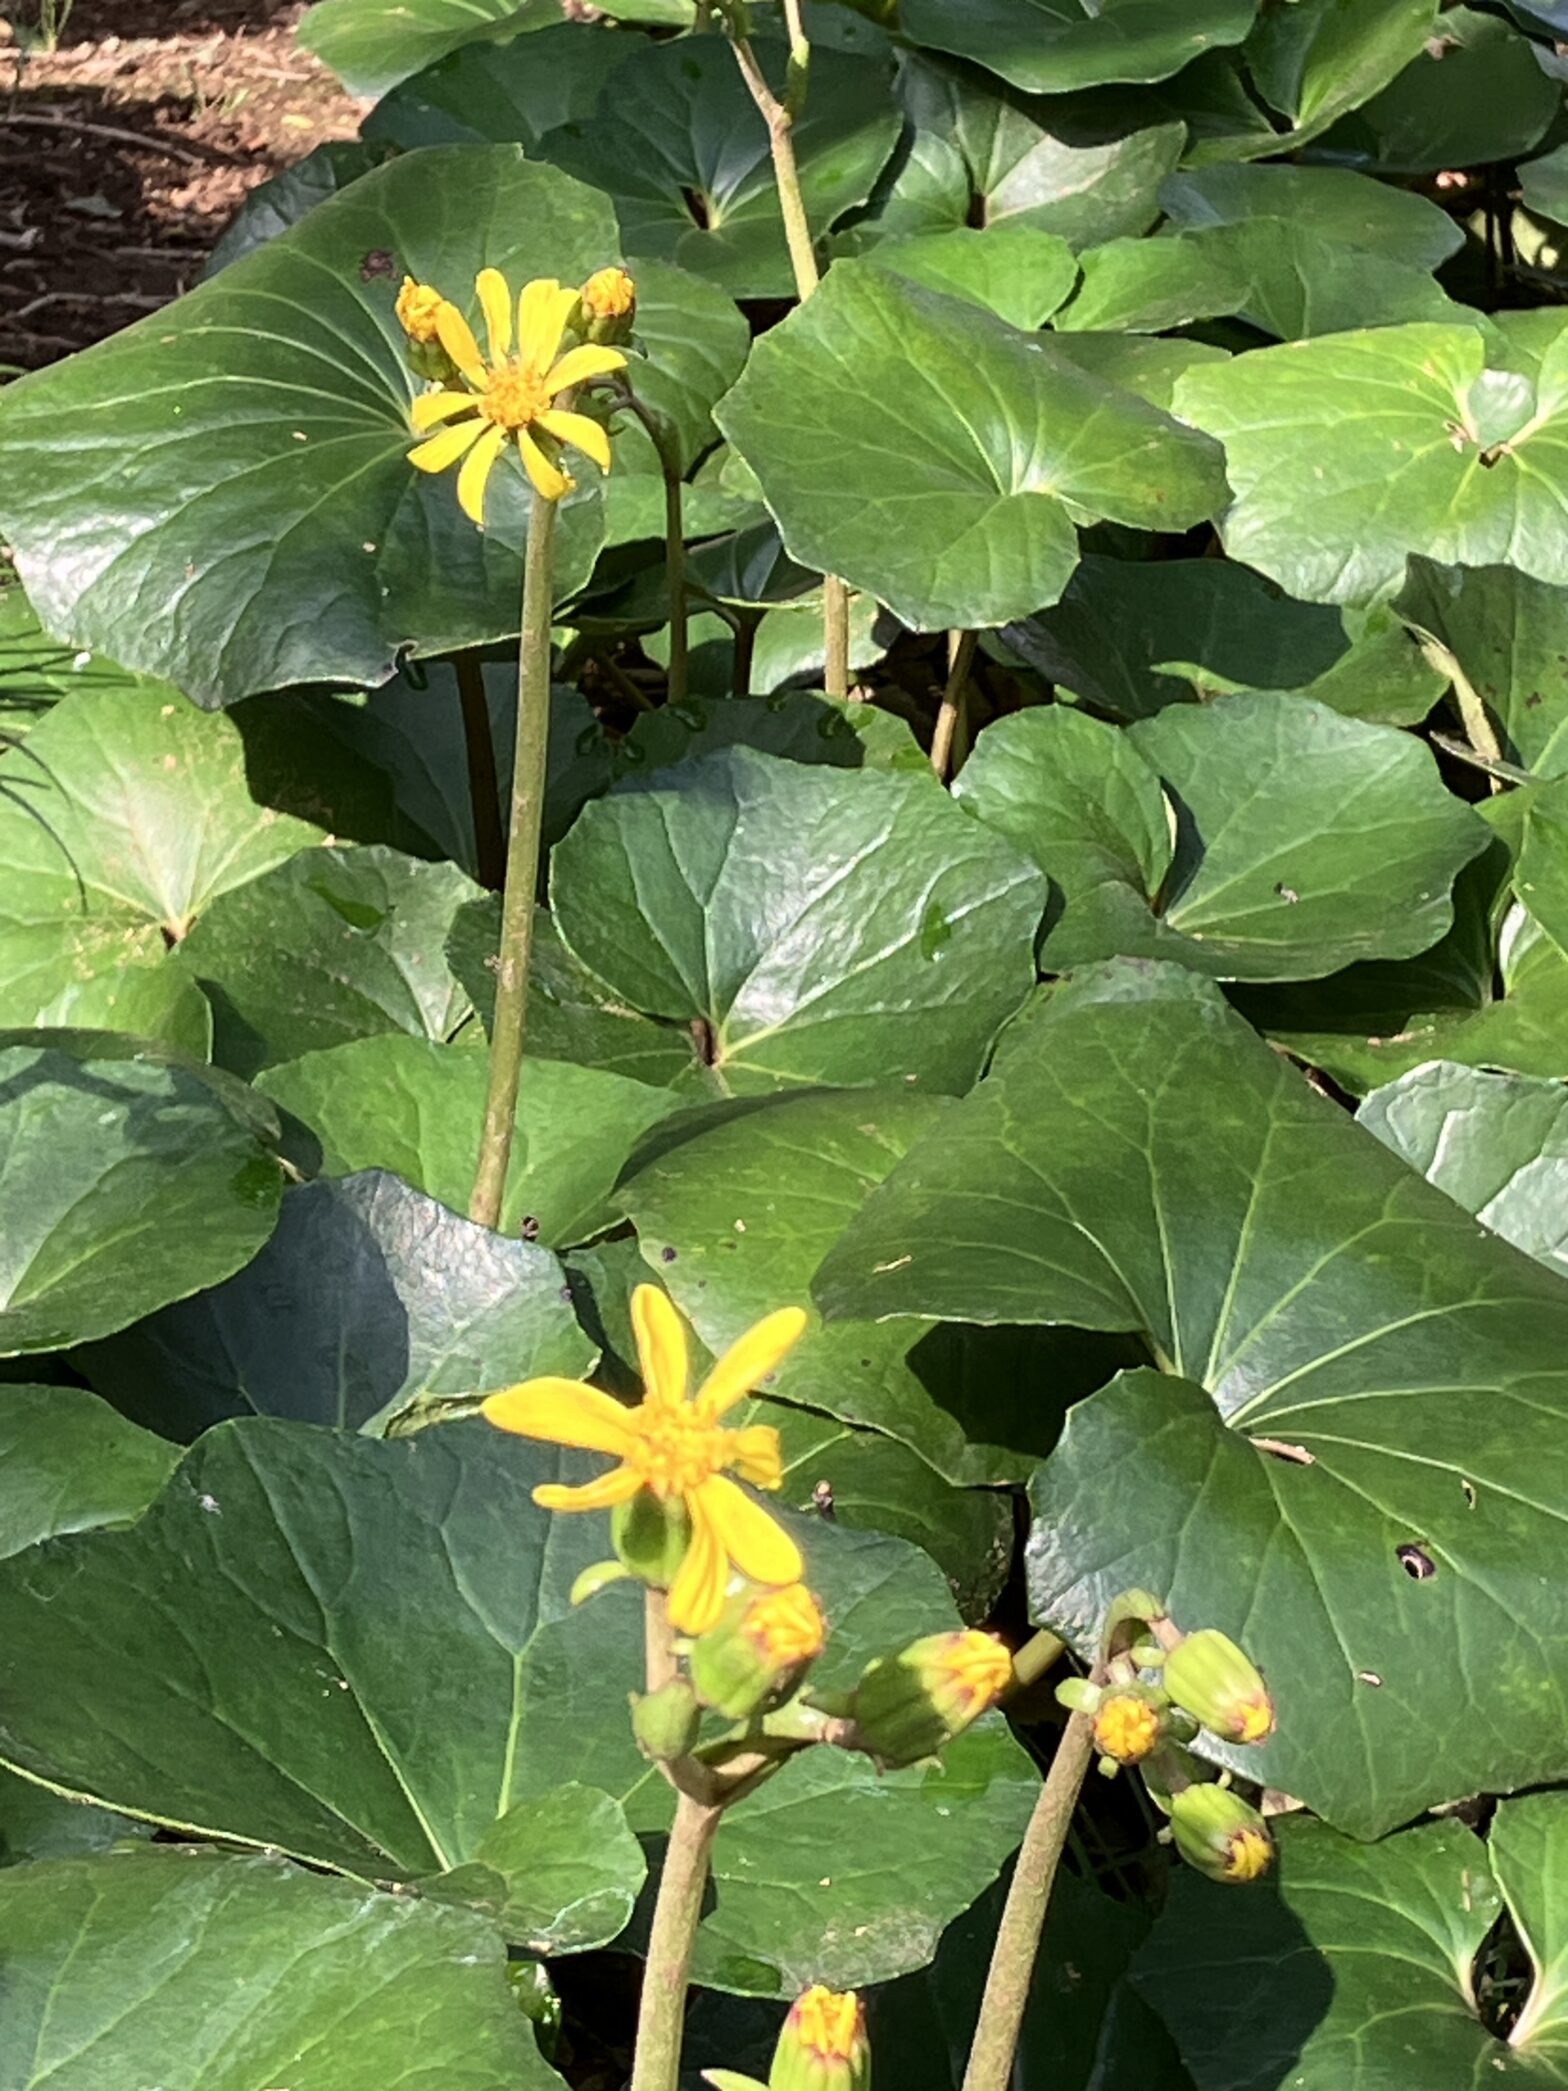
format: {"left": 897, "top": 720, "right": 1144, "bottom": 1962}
{"left": 931, "top": 630, "right": 977, "bottom": 781}
{"left": 468, "top": 488, "right": 558, "bottom": 1231}
{"left": 614, "top": 383, "right": 688, "bottom": 706}
{"left": 1007, "top": 1628, "right": 1067, "bottom": 1695}
{"left": 452, "top": 652, "right": 505, "bottom": 891}
{"left": 722, "top": 0, "right": 850, "bottom": 700}
{"left": 960, "top": 1710, "right": 1097, "bottom": 2091}
{"left": 631, "top": 1789, "right": 723, "bottom": 2091}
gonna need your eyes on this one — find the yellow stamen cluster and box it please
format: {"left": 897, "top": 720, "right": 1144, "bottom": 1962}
{"left": 932, "top": 1630, "right": 1014, "bottom": 1719}
{"left": 1224, "top": 1825, "right": 1275, "bottom": 1881}
{"left": 581, "top": 264, "right": 637, "bottom": 320}
{"left": 1093, "top": 1690, "right": 1162, "bottom": 1765}
{"left": 395, "top": 275, "right": 445, "bottom": 343}
{"left": 790, "top": 1986, "right": 864, "bottom": 2062}
{"left": 745, "top": 1583, "right": 826, "bottom": 1667}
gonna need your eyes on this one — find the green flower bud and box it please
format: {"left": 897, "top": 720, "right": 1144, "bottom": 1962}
{"left": 1163, "top": 1629, "right": 1275, "bottom": 1744}
{"left": 631, "top": 1677, "right": 701, "bottom": 1763}
{"left": 613, "top": 1490, "right": 689, "bottom": 1591}
{"left": 769, "top": 1987, "right": 871, "bottom": 2091}
{"left": 690, "top": 1581, "right": 827, "bottom": 1719}
{"left": 852, "top": 1629, "right": 1012, "bottom": 1769}
{"left": 1168, "top": 1782, "right": 1274, "bottom": 1883}
{"left": 576, "top": 265, "right": 638, "bottom": 346}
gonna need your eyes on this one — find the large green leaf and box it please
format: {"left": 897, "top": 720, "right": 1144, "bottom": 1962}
{"left": 1004, "top": 554, "right": 1441, "bottom": 725}
{"left": 865, "top": 225, "right": 1079, "bottom": 329}
{"left": 550, "top": 748, "right": 1046, "bottom": 1094}
{"left": 1158, "top": 161, "right": 1463, "bottom": 270}
{"left": 898, "top": 0, "right": 1258, "bottom": 95}
{"left": 178, "top": 844, "right": 480, "bottom": 1078}
{"left": 954, "top": 697, "right": 1486, "bottom": 980}
{"left": 257, "top": 1035, "right": 683, "bottom": 1245}
{"left": 362, "top": 21, "right": 639, "bottom": 150}
{"left": 0, "top": 1419, "right": 1038, "bottom": 1991}
{"left": 0, "top": 1850, "right": 565, "bottom": 2090}
{"left": 1178, "top": 315, "right": 1568, "bottom": 605}
{"left": 0, "top": 1386, "right": 176, "bottom": 1558}
{"left": 1325, "top": 6, "right": 1559, "bottom": 174}
{"left": 0, "top": 149, "right": 618, "bottom": 708}
{"left": 815, "top": 962, "right": 1568, "bottom": 1834}
{"left": 1398, "top": 560, "right": 1568, "bottom": 777}
{"left": 76, "top": 1169, "right": 594, "bottom": 1438}
{"left": 0, "top": 1045, "right": 282, "bottom": 1356}
{"left": 0, "top": 685, "right": 330, "bottom": 1048}
{"left": 717, "top": 262, "right": 1226, "bottom": 632}
{"left": 1135, "top": 1804, "right": 1568, "bottom": 2089}
{"left": 538, "top": 36, "right": 899, "bottom": 298}
{"left": 300, "top": 0, "right": 692, "bottom": 96}
{"left": 0, "top": 1767, "right": 148, "bottom": 1867}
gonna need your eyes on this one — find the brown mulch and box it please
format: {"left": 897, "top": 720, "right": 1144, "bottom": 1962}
{"left": 1, "top": 0, "right": 365, "bottom": 369}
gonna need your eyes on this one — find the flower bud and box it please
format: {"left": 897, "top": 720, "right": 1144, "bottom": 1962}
{"left": 690, "top": 1581, "right": 826, "bottom": 1719}
{"left": 395, "top": 275, "right": 445, "bottom": 343}
{"left": 631, "top": 1677, "right": 701, "bottom": 1763}
{"left": 1162, "top": 1629, "right": 1275, "bottom": 1744}
{"left": 1167, "top": 1782, "right": 1274, "bottom": 1883}
{"left": 1091, "top": 1685, "right": 1167, "bottom": 1766}
{"left": 851, "top": 1629, "right": 1012, "bottom": 1769}
{"left": 577, "top": 265, "right": 637, "bottom": 345}
{"left": 769, "top": 1986, "right": 870, "bottom": 2091}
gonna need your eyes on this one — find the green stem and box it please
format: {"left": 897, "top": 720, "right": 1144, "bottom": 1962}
{"left": 615, "top": 383, "right": 688, "bottom": 705}
{"left": 452, "top": 652, "right": 506, "bottom": 891}
{"left": 960, "top": 1710, "right": 1097, "bottom": 2091}
{"left": 1007, "top": 1628, "right": 1067, "bottom": 1695}
{"left": 931, "top": 630, "right": 977, "bottom": 781}
{"left": 733, "top": 611, "right": 759, "bottom": 698}
{"left": 630, "top": 1789, "right": 723, "bottom": 2091}
{"left": 468, "top": 489, "right": 558, "bottom": 1231}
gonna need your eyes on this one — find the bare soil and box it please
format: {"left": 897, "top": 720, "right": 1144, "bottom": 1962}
{"left": 1, "top": 0, "right": 364, "bottom": 368}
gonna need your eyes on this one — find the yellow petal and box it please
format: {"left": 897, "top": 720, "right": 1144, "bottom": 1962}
{"left": 697, "top": 1474, "right": 803, "bottom": 1587}
{"left": 435, "top": 301, "right": 486, "bottom": 386}
{"left": 537, "top": 408, "right": 611, "bottom": 474}
{"left": 667, "top": 1493, "right": 728, "bottom": 1635}
{"left": 631, "top": 1284, "right": 688, "bottom": 1407}
{"left": 517, "top": 278, "right": 578, "bottom": 371}
{"left": 457, "top": 421, "right": 507, "bottom": 525}
{"left": 411, "top": 390, "right": 479, "bottom": 432}
{"left": 476, "top": 266, "right": 513, "bottom": 361}
{"left": 696, "top": 1307, "right": 808, "bottom": 1420}
{"left": 517, "top": 427, "right": 572, "bottom": 502}
{"left": 544, "top": 344, "right": 628, "bottom": 395}
{"left": 727, "top": 1423, "right": 784, "bottom": 1491}
{"left": 409, "top": 417, "right": 485, "bottom": 474}
{"left": 481, "top": 1378, "right": 638, "bottom": 1455}
{"left": 533, "top": 1466, "right": 643, "bottom": 1513}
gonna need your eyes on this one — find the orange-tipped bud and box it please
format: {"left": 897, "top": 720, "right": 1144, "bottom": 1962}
{"left": 690, "top": 1581, "right": 827, "bottom": 1719}
{"left": 578, "top": 265, "right": 637, "bottom": 344}
{"left": 1162, "top": 1630, "right": 1275, "bottom": 1745}
{"left": 770, "top": 1986, "right": 870, "bottom": 2091}
{"left": 1168, "top": 1783, "right": 1274, "bottom": 1883}
{"left": 852, "top": 1629, "right": 1012, "bottom": 1768}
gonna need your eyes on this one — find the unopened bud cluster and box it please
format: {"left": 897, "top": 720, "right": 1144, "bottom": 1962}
{"left": 1061, "top": 1596, "right": 1278, "bottom": 1884}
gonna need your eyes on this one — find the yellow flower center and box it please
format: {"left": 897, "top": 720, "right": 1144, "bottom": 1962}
{"left": 1235, "top": 1697, "right": 1274, "bottom": 1744}
{"left": 627, "top": 1401, "right": 732, "bottom": 1498}
{"left": 745, "top": 1583, "right": 826, "bottom": 1666}
{"left": 581, "top": 265, "right": 636, "bottom": 319}
{"left": 395, "top": 277, "right": 445, "bottom": 344}
{"left": 1093, "top": 1691, "right": 1162, "bottom": 1764}
{"left": 933, "top": 1631, "right": 1014, "bottom": 1717}
{"left": 790, "top": 1986, "right": 863, "bottom": 2061}
{"left": 1224, "top": 1826, "right": 1274, "bottom": 1881}
{"left": 480, "top": 359, "right": 551, "bottom": 432}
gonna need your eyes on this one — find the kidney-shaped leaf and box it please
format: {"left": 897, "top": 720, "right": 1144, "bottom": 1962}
{"left": 0, "top": 1386, "right": 177, "bottom": 1559}
{"left": 551, "top": 747, "right": 1046, "bottom": 1094}
{"left": 0, "top": 149, "right": 619, "bottom": 708}
{"left": 0, "top": 1849, "right": 565, "bottom": 2091}
{"left": 1177, "top": 315, "right": 1568, "bottom": 604}
{"left": 0, "top": 1044, "right": 282, "bottom": 1356}
{"left": 816, "top": 962, "right": 1568, "bottom": 1834}
{"left": 898, "top": 0, "right": 1259, "bottom": 95}
{"left": 718, "top": 261, "right": 1227, "bottom": 631}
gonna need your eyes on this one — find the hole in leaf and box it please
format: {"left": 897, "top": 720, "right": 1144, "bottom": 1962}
{"left": 1397, "top": 1542, "right": 1437, "bottom": 1581}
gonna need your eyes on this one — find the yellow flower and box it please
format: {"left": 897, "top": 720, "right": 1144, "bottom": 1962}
{"left": 1092, "top": 1688, "right": 1163, "bottom": 1765}
{"left": 482, "top": 1284, "right": 807, "bottom": 1634}
{"left": 408, "top": 269, "right": 628, "bottom": 521}
{"left": 581, "top": 264, "right": 637, "bottom": 321}
{"left": 396, "top": 276, "right": 446, "bottom": 344}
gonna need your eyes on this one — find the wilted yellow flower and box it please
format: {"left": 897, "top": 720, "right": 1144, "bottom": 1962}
{"left": 408, "top": 268, "right": 627, "bottom": 519}
{"left": 395, "top": 275, "right": 445, "bottom": 344}
{"left": 482, "top": 1284, "right": 807, "bottom": 1634}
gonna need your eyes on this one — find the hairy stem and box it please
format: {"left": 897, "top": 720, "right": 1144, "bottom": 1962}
{"left": 630, "top": 1790, "right": 723, "bottom": 2091}
{"left": 931, "top": 630, "right": 977, "bottom": 781}
{"left": 960, "top": 1710, "right": 1097, "bottom": 2091}
{"left": 453, "top": 652, "right": 506, "bottom": 891}
{"left": 468, "top": 489, "right": 558, "bottom": 1230}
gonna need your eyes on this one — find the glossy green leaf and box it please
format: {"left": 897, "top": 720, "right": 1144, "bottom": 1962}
{"left": 206, "top": 139, "right": 388, "bottom": 272}
{"left": 300, "top": 0, "right": 691, "bottom": 96}
{"left": 362, "top": 22, "right": 637, "bottom": 150}
{"left": 0, "top": 1387, "right": 176, "bottom": 1558}
{"left": 418, "top": 1783, "right": 646, "bottom": 1954}
{"left": 1158, "top": 161, "right": 1463, "bottom": 269}
{"left": 551, "top": 748, "right": 1046, "bottom": 1094}
{"left": 816, "top": 962, "right": 1568, "bottom": 1833}
{"left": 898, "top": 0, "right": 1259, "bottom": 95}
{"left": 1326, "top": 6, "right": 1559, "bottom": 174}
{"left": 955, "top": 696, "right": 1486, "bottom": 979}
{"left": 1359, "top": 1062, "right": 1568, "bottom": 1282}
{"left": 1523, "top": 143, "right": 1568, "bottom": 227}
{"left": 0, "top": 1769, "right": 148, "bottom": 1867}
{"left": 717, "top": 262, "right": 1227, "bottom": 632}
{"left": 0, "top": 1850, "right": 565, "bottom": 2089}
{"left": 0, "top": 1045, "right": 282, "bottom": 1357}
{"left": 613, "top": 260, "right": 753, "bottom": 479}
{"left": 865, "top": 225, "right": 1079, "bottom": 328}
{"left": 0, "top": 1419, "right": 1038, "bottom": 1990}
{"left": 257, "top": 1035, "right": 683, "bottom": 1245}
{"left": 1178, "top": 315, "right": 1568, "bottom": 605}
{"left": 0, "top": 584, "right": 168, "bottom": 731}
{"left": 76, "top": 1169, "right": 594, "bottom": 1438}
{"left": 178, "top": 844, "right": 480, "bottom": 1078}
{"left": 0, "top": 149, "right": 618, "bottom": 707}
{"left": 539, "top": 36, "right": 899, "bottom": 298}
{"left": 1398, "top": 560, "right": 1568, "bottom": 777}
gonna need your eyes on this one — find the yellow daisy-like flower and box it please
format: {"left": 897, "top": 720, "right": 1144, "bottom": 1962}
{"left": 408, "top": 268, "right": 628, "bottom": 522}
{"left": 482, "top": 1284, "right": 807, "bottom": 1634}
